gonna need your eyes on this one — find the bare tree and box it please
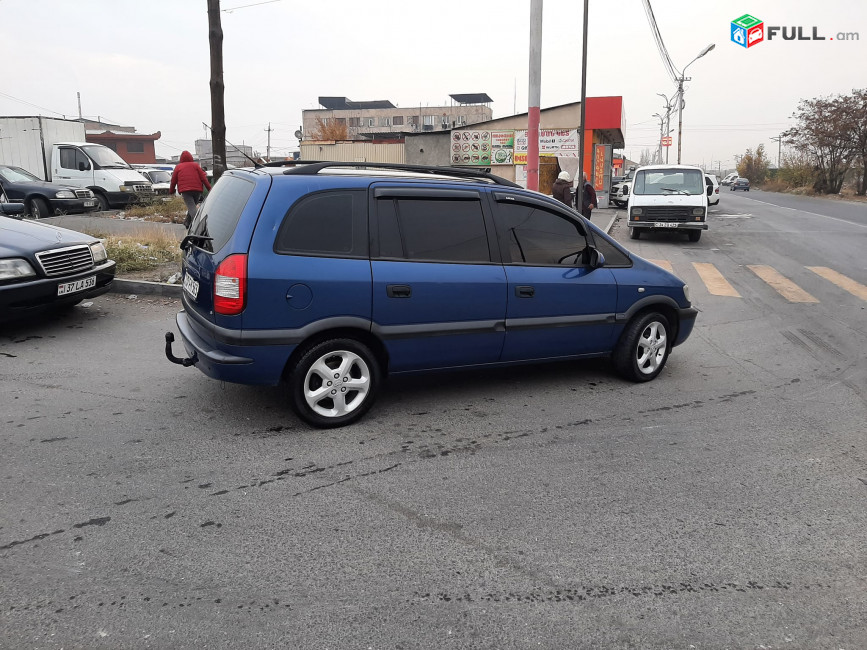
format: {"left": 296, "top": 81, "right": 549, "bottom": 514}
{"left": 845, "top": 88, "right": 867, "bottom": 195}
{"left": 309, "top": 117, "right": 348, "bottom": 141}
{"left": 783, "top": 94, "right": 854, "bottom": 194}
{"left": 639, "top": 148, "right": 653, "bottom": 166}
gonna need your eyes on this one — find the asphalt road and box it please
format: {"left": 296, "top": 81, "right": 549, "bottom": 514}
{"left": 1, "top": 191, "right": 865, "bottom": 649}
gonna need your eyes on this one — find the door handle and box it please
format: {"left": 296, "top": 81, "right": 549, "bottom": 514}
{"left": 386, "top": 284, "right": 412, "bottom": 298}
{"left": 515, "top": 285, "right": 535, "bottom": 298}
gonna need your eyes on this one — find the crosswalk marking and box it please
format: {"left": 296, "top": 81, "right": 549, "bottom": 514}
{"left": 691, "top": 262, "right": 742, "bottom": 297}
{"left": 747, "top": 265, "right": 819, "bottom": 303}
{"left": 806, "top": 266, "right": 867, "bottom": 301}
{"left": 647, "top": 259, "right": 674, "bottom": 273}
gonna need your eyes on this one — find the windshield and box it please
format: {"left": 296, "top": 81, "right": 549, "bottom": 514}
{"left": 633, "top": 169, "right": 705, "bottom": 195}
{"left": 146, "top": 170, "right": 171, "bottom": 183}
{"left": 81, "top": 145, "right": 131, "bottom": 169}
{"left": 0, "top": 166, "right": 41, "bottom": 183}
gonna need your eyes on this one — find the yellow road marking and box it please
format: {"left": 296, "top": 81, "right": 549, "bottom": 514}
{"left": 692, "top": 262, "right": 741, "bottom": 297}
{"left": 648, "top": 259, "right": 674, "bottom": 273}
{"left": 806, "top": 266, "right": 867, "bottom": 301}
{"left": 748, "top": 265, "right": 818, "bottom": 303}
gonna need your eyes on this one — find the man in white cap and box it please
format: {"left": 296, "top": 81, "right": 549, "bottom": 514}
{"left": 552, "top": 170, "right": 573, "bottom": 207}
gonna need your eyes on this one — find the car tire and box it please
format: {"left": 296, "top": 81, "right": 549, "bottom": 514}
{"left": 29, "top": 197, "right": 50, "bottom": 219}
{"left": 629, "top": 227, "right": 641, "bottom": 240}
{"left": 289, "top": 338, "right": 380, "bottom": 428}
{"left": 687, "top": 230, "right": 702, "bottom": 242}
{"left": 95, "top": 193, "right": 110, "bottom": 211}
{"left": 613, "top": 312, "right": 671, "bottom": 382}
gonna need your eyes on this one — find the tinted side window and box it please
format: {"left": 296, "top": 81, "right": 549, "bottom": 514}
{"left": 377, "top": 197, "right": 490, "bottom": 263}
{"left": 494, "top": 202, "right": 587, "bottom": 265}
{"left": 190, "top": 175, "right": 255, "bottom": 253}
{"left": 275, "top": 190, "right": 365, "bottom": 257}
{"left": 591, "top": 233, "right": 631, "bottom": 267}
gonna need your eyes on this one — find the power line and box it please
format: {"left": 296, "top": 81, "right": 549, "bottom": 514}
{"left": 641, "top": 0, "right": 679, "bottom": 83}
{"left": 222, "top": 0, "right": 284, "bottom": 12}
{"left": 0, "top": 91, "right": 68, "bottom": 117}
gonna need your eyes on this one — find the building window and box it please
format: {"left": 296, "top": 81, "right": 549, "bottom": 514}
{"left": 457, "top": 115, "right": 467, "bottom": 126}
{"left": 379, "top": 117, "right": 391, "bottom": 127}
{"left": 423, "top": 115, "right": 437, "bottom": 126}
{"left": 409, "top": 115, "right": 419, "bottom": 126}
{"left": 392, "top": 116, "right": 404, "bottom": 126}
{"left": 126, "top": 141, "right": 145, "bottom": 153}
{"left": 348, "top": 117, "right": 361, "bottom": 127}
{"left": 367, "top": 118, "right": 375, "bottom": 127}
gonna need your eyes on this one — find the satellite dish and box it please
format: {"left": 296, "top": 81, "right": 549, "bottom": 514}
{"left": 294, "top": 130, "right": 303, "bottom": 140}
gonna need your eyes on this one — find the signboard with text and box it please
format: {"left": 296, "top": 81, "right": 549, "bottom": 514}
{"left": 514, "top": 129, "right": 580, "bottom": 163}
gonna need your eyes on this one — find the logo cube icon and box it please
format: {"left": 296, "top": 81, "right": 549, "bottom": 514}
{"left": 731, "top": 14, "right": 763, "bottom": 48}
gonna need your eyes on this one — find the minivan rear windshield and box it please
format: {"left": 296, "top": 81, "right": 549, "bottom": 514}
{"left": 189, "top": 175, "right": 255, "bottom": 253}
{"left": 633, "top": 169, "right": 704, "bottom": 195}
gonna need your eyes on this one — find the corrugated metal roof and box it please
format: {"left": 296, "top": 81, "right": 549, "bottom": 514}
{"left": 449, "top": 93, "right": 493, "bottom": 104}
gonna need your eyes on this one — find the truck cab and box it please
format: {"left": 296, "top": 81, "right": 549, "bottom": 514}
{"left": 51, "top": 143, "right": 153, "bottom": 210}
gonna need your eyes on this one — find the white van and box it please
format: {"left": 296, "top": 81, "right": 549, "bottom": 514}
{"left": 626, "top": 164, "right": 710, "bottom": 242}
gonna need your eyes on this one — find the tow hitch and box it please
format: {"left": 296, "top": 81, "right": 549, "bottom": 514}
{"left": 165, "top": 332, "right": 197, "bottom": 367}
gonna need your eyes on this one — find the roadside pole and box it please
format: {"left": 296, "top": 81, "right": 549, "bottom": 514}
{"left": 527, "top": 0, "right": 542, "bottom": 191}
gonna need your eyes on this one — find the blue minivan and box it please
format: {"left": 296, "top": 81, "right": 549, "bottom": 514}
{"left": 165, "top": 162, "right": 697, "bottom": 428}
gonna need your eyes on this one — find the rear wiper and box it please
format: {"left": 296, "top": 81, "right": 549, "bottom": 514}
{"left": 660, "top": 187, "right": 689, "bottom": 195}
{"left": 180, "top": 234, "right": 213, "bottom": 251}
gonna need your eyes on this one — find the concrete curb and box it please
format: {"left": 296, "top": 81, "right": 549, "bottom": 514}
{"left": 602, "top": 212, "right": 619, "bottom": 234}
{"left": 110, "top": 278, "right": 182, "bottom": 297}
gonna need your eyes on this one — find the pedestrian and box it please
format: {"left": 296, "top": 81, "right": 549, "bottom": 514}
{"left": 552, "top": 170, "right": 573, "bottom": 207}
{"left": 581, "top": 171, "right": 597, "bottom": 219}
{"left": 169, "top": 151, "right": 211, "bottom": 228}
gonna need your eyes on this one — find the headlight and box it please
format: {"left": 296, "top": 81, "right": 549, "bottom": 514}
{"left": 631, "top": 207, "right": 644, "bottom": 217}
{"left": 691, "top": 207, "right": 705, "bottom": 216}
{"left": 119, "top": 185, "right": 132, "bottom": 192}
{"left": 0, "top": 258, "right": 36, "bottom": 280}
{"left": 90, "top": 242, "right": 108, "bottom": 263}
{"left": 55, "top": 190, "right": 75, "bottom": 199}
{"left": 683, "top": 284, "right": 691, "bottom": 303}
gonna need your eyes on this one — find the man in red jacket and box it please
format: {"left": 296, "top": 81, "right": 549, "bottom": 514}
{"left": 169, "top": 151, "right": 211, "bottom": 228}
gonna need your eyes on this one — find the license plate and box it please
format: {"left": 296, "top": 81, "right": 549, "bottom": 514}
{"left": 84, "top": 200, "right": 95, "bottom": 207}
{"left": 183, "top": 272, "right": 199, "bottom": 299}
{"left": 656, "top": 222, "right": 681, "bottom": 228}
{"left": 58, "top": 275, "right": 96, "bottom": 296}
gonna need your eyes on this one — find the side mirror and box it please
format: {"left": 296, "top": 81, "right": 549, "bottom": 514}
{"left": 589, "top": 248, "right": 606, "bottom": 269}
{"left": 1, "top": 202, "right": 26, "bottom": 217}
{"left": 78, "top": 161, "right": 90, "bottom": 171}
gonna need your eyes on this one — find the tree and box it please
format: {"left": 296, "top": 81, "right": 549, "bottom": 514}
{"left": 783, "top": 94, "right": 854, "bottom": 194}
{"left": 309, "top": 117, "right": 348, "bottom": 141}
{"left": 777, "top": 149, "right": 817, "bottom": 188}
{"left": 736, "top": 144, "right": 770, "bottom": 185}
{"left": 845, "top": 88, "right": 867, "bottom": 195}
{"left": 639, "top": 148, "right": 653, "bottom": 166}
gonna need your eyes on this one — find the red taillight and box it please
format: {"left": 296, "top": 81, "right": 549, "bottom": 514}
{"left": 213, "top": 254, "right": 247, "bottom": 315}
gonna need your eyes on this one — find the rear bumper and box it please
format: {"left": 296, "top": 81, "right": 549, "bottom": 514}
{"left": 173, "top": 309, "right": 294, "bottom": 386}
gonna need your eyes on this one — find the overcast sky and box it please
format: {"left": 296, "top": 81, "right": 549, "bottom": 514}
{"left": 1, "top": 0, "right": 864, "bottom": 171}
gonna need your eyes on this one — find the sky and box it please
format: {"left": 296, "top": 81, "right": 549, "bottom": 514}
{"left": 1, "top": 0, "right": 864, "bottom": 172}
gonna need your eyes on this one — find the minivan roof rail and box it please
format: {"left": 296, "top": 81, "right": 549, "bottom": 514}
{"left": 271, "top": 160, "right": 522, "bottom": 188}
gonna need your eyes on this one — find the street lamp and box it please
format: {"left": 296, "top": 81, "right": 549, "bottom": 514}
{"left": 676, "top": 43, "right": 715, "bottom": 164}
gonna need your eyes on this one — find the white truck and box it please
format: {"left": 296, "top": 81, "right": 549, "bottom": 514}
{"left": 626, "top": 164, "right": 711, "bottom": 242}
{"left": 0, "top": 116, "right": 153, "bottom": 210}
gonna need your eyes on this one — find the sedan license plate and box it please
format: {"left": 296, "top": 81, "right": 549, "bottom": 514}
{"left": 183, "top": 272, "right": 199, "bottom": 299}
{"left": 656, "top": 222, "right": 680, "bottom": 228}
{"left": 84, "top": 200, "right": 95, "bottom": 207}
{"left": 57, "top": 275, "right": 96, "bottom": 296}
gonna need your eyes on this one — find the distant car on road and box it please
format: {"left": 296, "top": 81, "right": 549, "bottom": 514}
{"left": 0, "top": 164, "right": 98, "bottom": 218}
{"left": 133, "top": 167, "right": 173, "bottom": 195}
{"left": 0, "top": 191, "right": 115, "bottom": 321}
{"left": 721, "top": 173, "right": 739, "bottom": 186}
{"left": 731, "top": 178, "right": 751, "bottom": 191}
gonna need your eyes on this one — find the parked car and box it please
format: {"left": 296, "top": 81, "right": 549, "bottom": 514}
{"left": 0, "top": 189, "right": 116, "bottom": 321}
{"left": 133, "top": 167, "right": 173, "bottom": 195}
{"left": 721, "top": 173, "right": 738, "bottom": 186}
{"left": 731, "top": 177, "right": 751, "bottom": 191}
{"left": 705, "top": 173, "right": 720, "bottom": 206}
{"left": 0, "top": 164, "right": 98, "bottom": 218}
{"left": 627, "top": 164, "right": 710, "bottom": 242}
{"left": 164, "top": 162, "right": 697, "bottom": 428}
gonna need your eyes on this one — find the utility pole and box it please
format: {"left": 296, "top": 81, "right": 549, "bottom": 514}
{"left": 265, "top": 122, "right": 272, "bottom": 162}
{"left": 576, "top": 0, "right": 589, "bottom": 211}
{"left": 207, "top": 0, "right": 227, "bottom": 183}
{"left": 770, "top": 134, "right": 782, "bottom": 167}
{"left": 77, "top": 92, "right": 82, "bottom": 119}
{"left": 527, "top": 0, "right": 542, "bottom": 192}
